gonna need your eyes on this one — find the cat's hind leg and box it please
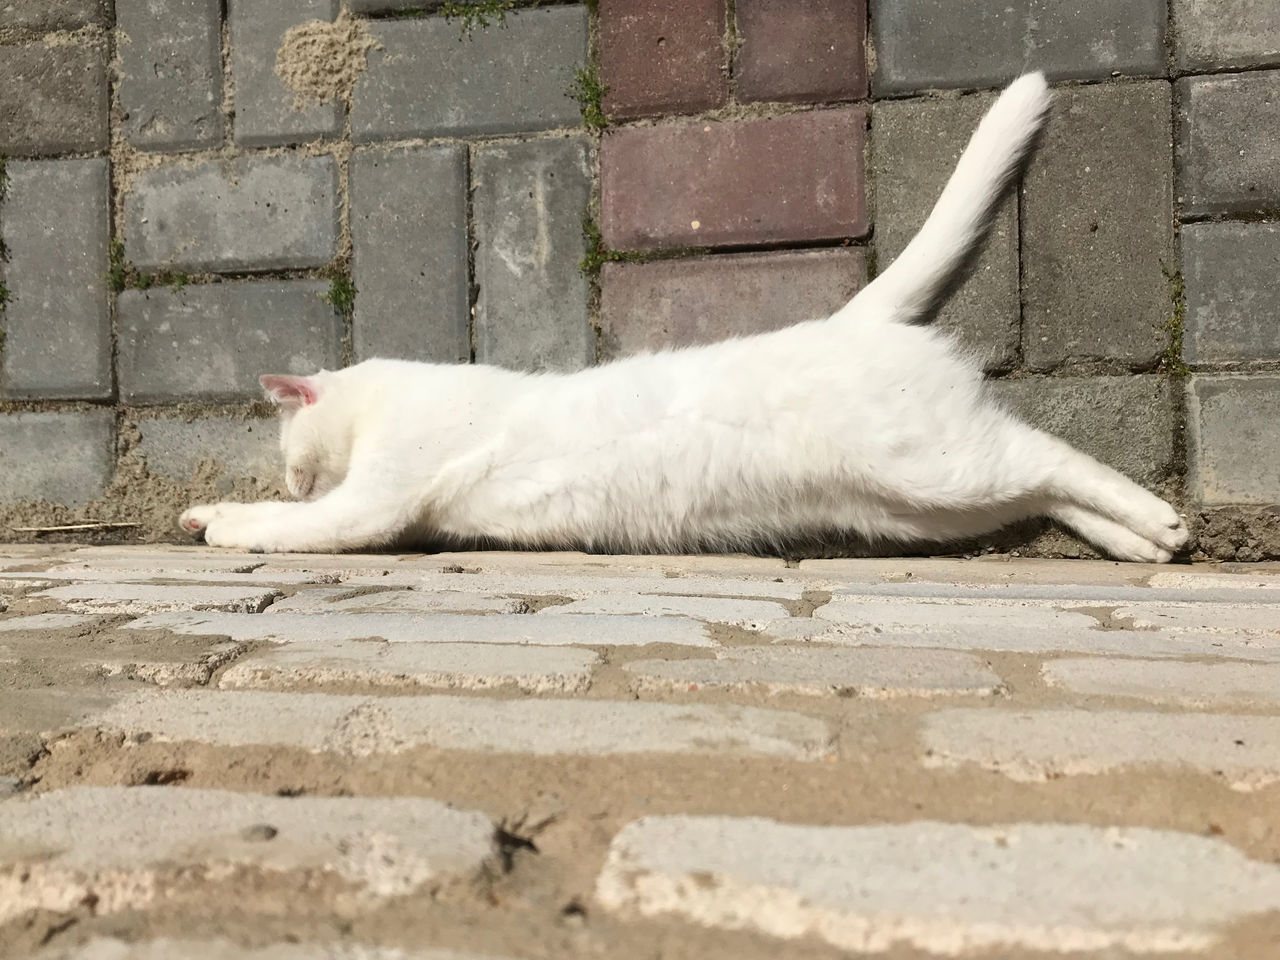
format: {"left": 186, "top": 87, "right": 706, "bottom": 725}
{"left": 1048, "top": 504, "right": 1175, "bottom": 563}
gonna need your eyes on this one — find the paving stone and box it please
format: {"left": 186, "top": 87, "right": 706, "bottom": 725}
{"left": 38, "top": 940, "right": 510, "bottom": 960}
{"left": 1113, "top": 604, "right": 1280, "bottom": 634}
{"left": 1188, "top": 376, "right": 1280, "bottom": 506}
{"left": 792, "top": 601, "right": 1280, "bottom": 661}
{"left": 598, "top": 0, "right": 727, "bottom": 119}
{"left": 351, "top": 7, "right": 587, "bottom": 141}
{"left": 345, "top": 570, "right": 809, "bottom": 600}
{"left": 134, "top": 414, "right": 282, "bottom": 494}
{"left": 0, "top": 411, "right": 115, "bottom": 506}
{"left": 1178, "top": 71, "right": 1280, "bottom": 217}
{"left": 473, "top": 137, "right": 593, "bottom": 372}
{"left": 0, "top": 0, "right": 106, "bottom": 30}
{"left": 267, "top": 588, "right": 534, "bottom": 615}
{"left": 544, "top": 595, "right": 791, "bottom": 628}
{"left": 0, "top": 613, "right": 95, "bottom": 632}
{"left": 0, "top": 158, "right": 111, "bottom": 399}
{"left": 123, "top": 155, "right": 339, "bottom": 272}
{"left": 230, "top": 0, "right": 343, "bottom": 147}
{"left": 1182, "top": 221, "right": 1280, "bottom": 364}
{"left": 118, "top": 281, "right": 342, "bottom": 402}
{"left": 0, "top": 786, "right": 494, "bottom": 923}
{"left": 828, "top": 579, "right": 1280, "bottom": 605}
{"left": 598, "top": 249, "right": 866, "bottom": 359}
{"left": 871, "top": 0, "right": 1166, "bottom": 95}
{"left": 1044, "top": 658, "right": 1280, "bottom": 707}
{"left": 923, "top": 708, "right": 1280, "bottom": 790}
{"left": 736, "top": 0, "right": 867, "bottom": 103}
{"left": 350, "top": 144, "right": 469, "bottom": 364}
{"left": 1022, "top": 81, "right": 1174, "bottom": 369}
{"left": 1175, "top": 0, "right": 1280, "bottom": 72}
{"left": 596, "top": 817, "right": 1280, "bottom": 953}
{"left": 626, "top": 647, "right": 1000, "bottom": 697}
{"left": 125, "top": 611, "right": 716, "bottom": 647}
{"left": 220, "top": 639, "right": 600, "bottom": 694}
{"left": 61, "top": 547, "right": 270, "bottom": 572}
{"left": 989, "top": 376, "right": 1177, "bottom": 488}
{"left": 0, "top": 630, "right": 238, "bottom": 686}
{"left": 35, "top": 583, "right": 282, "bottom": 614}
{"left": 602, "top": 109, "right": 867, "bottom": 250}
{"left": 118, "top": 0, "right": 223, "bottom": 150}
{"left": 83, "top": 689, "right": 834, "bottom": 759}
{"left": 0, "top": 42, "right": 108, "bottom": 156}
{"left": 873, "top": 92, "right": 1019, "bottom": 370}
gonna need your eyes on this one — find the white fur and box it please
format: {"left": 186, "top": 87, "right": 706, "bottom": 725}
{"left": 181, "top": 74, "right": 1188, "bottom": 562}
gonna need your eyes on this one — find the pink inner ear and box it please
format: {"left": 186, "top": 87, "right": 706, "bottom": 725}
{"left": 260, "top": 374, "right": 319, "bottom": 407}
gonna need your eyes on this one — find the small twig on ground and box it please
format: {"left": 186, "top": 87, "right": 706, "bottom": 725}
{"left": 12, "top": 521, "right": 141, "bottom": 533}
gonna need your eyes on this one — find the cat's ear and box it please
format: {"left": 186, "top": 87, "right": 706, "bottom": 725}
{"left": 260, "top": 374, "right": 320, "bottom": 408}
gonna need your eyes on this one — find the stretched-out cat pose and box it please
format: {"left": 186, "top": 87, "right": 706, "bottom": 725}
{"left": 181, "top": 73, "right": 1188, "bottom": 562}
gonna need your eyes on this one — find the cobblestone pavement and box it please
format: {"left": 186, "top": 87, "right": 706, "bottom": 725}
{"left": 3, "top": 546, "right": 1280, "bottom": 958}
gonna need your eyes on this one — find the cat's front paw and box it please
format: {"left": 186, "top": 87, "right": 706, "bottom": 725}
{"left": 178, "top": 504, "right": 223, "bottom": 536}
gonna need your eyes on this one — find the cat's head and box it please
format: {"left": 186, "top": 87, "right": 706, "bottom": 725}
{"left": 260, "top": 372, "right": 353, "bottom": 501}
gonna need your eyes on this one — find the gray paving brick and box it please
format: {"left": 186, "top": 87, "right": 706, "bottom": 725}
{"left": 350, "top": 145, "right": 469, "bottom": 363}
{"left": 597, "top": 818, "right": 1280, "bottom": 953}
{"left": 922, "top": 708, "right": 1280, "bottom": 790}
{"left": 0, "top": 0, "right": 106, "bottom": 30}
{"left": 1188, "top": 376, "right": 1280, "bottom": 506}
{"left": 1022, "top": 81, "right": 1174, "bottom": 370}
{"left": 118, "top": 281, "right": 341, "bottom": 402}
{"left": 0, "top": 42, "right": 108, "bottom": 156}
{"left": 1178, "top": 71, "right": 1280, "bottom": 217}
{"left": 36, "top": 583, "right": 281, "bottom": 614}
{"left": 351, "top": 6, "right": 587, "bottom": 141}
{"left": 82, "top": 689, "right": 833, "bottom": 759}
{"left": 118, "top": 0, "right": 223, "bottom": 150}
{"left": 123, "top": 155, "right": 339, "bottom": 272}
{"left": 230, "top": 0, "right": 343, "bottom": 147}
{"left": 1183, "top": 222, "right": 1280, "bottom": 364}
{"left": 0, "top": 787, "right": 495, "bottom": 921}
{"left": 0, "top": 411, "right": 114, "bottom": 505}
{"left": 1044, "top": 658, "right": 1280, "bottom": 706}
{"left": 989, "top": 376, "right": 1176, "bottom": 487}
{"left": 871, "top": 0, "right": 1166, "bottom": 95}
{"left": 544, "top": 594, "right": 790, "bottom": 628}
{"left": 873, "top": 92, "right": 1018, "bottom": 370}
{"left": 1114, "top": 604, "right": 1280, "bottom": 633}
{"left": 134, "top": 415, "right": 282, "bottom": 495}
{"left": 474, "top": 137, "right": 593, "bottom": 372}
{"left": 0, "top": 159, "right": 111, "bottom": 399}
{"left": 1174, "top": 0, "right": 1280, "bottom": 71}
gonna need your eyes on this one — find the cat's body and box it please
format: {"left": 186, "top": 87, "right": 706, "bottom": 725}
{"left": 181, "top": 73, "right": 1189, "bottom": 562}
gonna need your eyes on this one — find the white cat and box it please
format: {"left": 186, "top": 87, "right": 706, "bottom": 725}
{"left": 180, "top": 73, "right": 1188, "bottom": 562}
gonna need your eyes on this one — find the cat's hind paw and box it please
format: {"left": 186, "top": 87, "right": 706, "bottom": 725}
{"left": 178, "top": 504, "right": 221, "bottom": 536}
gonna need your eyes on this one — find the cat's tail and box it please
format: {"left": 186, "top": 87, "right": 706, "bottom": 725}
{"left": 838, "top": 72, "right": 1051, "bottom": 325}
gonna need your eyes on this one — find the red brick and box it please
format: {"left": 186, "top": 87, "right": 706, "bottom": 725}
{"left": 599, "top": 249, "right": 867, "bottom": 357}
{"left": 600, "top": 107, "right": 868, "bottom": 249}
{"left": 599, "top": 0, "right": 728, "bottom": 119}
{"left": 735, "top": 0, "right": 868, "bottom": 103}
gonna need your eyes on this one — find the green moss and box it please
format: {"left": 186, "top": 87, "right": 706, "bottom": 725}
{"left": 323, "top": 272, "right": 357, "bottom": 319}
{"left": 0, "top": 282, "right": 10, "bottom": 308}
{"left": 1160, "top": 266, "right": 1190, "bottom": 377}
{"left": 568, "top": 66, "right": 608, "bottom": 133}
{"left": 106, "top": 239, "right": 128, "bottom": 294}
{"left": 439, "top": 0, "right": 516, "bottom": 33}
{"left": 579, "top": 215, "right": 640, "bottom": 276}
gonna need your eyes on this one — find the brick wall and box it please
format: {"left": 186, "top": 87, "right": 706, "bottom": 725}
{"left": 0, "top": 0, "right": 1277, "bottom": 558}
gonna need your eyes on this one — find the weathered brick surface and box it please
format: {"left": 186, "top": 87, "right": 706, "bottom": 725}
{"left": 118, "top": 0, "right": 223, "bottom": 151}
{"left": 350, "top": 145, "right": 469, "bottom": 364}
{"left": 0, "top": 411, "right": 115, "bottom": 505}
{"left": 1044, "top": 658, "right": 1280, "bottom": 707}
{"left": 473, "top": 137, "right": 594, "bottom": 373}
{"left": 35, "top": 583, "right": 281, "bottom": 614}
{"left": 1022, "top": 82, "right": 1173, "bottom": 370}
{"left": 873, "top": 92, "right": 1019, "bottom": 370}
{"left": 351, "top": 7, "right": 587, "bottom": 141}
{"left": 134, "top": 415, "right": 282, "bottom": 493}
{"left": 991, "top": 376, "right": 1176, "bottom": 488}
{"left": 735, "top": 0, "right": 867, "bottom": 103}
{"left": 1182, "top": 222, "right": 1280, "bottom": 364}
{"left": 0, "top": 159, "right": 111, "bottom": 399}
{"left": 117, "top": 282, "right": 341, "bottom": 402}
{"left": 123, "top": 155, "right": 339, "bottom": 272}
{"left": 230, "top": 0, "right": 343, "bottom": 147}
{"left": 1188, "top": 376, "right": 1280, "bottom": 506}
{"left": 872, "top": 0, "right": 1166, "bottom": 95}
{"left": 1178, "top": 71, "right": 1280, "bottom": 217}
{"left": 0, "top": 42, "right": 108, "bottom": 156}
{"left": 1174, "top": 0, "right": 1280, "bottom": 71}
{"left": 0, "top": 0, "right": 106, "bottom": 30}
{"left": 601, "top": 108, "right": 867, "bottom": 249}
{"left": 598, "top": 0, "right": 727, "bottom": 119}
{"left": 599, "top": 249, "right": 866, "bottom": 359}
